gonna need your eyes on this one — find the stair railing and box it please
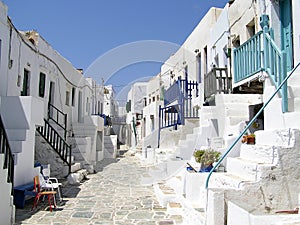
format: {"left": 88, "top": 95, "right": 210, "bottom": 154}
{"left": 263, "top": 32, "right": 288, "bottom": 112}
{"left": 37, "top": 118, "right": 72, "bottom": 174}
{"left": 205, "top": 62, "right": 300, "bottom": 189}
{"left": 0, "top": 115, "right": 14, "bottom": 194}
{"left": 48, "top": 102, "right": 67, "bottom": 139}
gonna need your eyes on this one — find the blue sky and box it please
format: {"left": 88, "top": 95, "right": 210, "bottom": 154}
{"left": 3, "top": 0, "right": 228, "bottom": 101}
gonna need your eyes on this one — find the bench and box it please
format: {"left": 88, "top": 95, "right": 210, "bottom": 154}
{"left": 14, "top": 182, "right": 36, "bottom": 208}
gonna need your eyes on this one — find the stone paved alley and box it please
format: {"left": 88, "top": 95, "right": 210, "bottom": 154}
{"left": 14, "top": 152, "right": 192, "bottom": 225}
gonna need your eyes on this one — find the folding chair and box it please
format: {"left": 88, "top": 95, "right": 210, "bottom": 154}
{"left": 41, "top": 167, "right": 63, "bottom": 202}
{"left": 32, "top": 175, "right": 56, "bottom": 212}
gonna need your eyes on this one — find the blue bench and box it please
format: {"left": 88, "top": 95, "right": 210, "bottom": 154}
{"left": 14, "top": 182, "right": 36, "bottom": 208}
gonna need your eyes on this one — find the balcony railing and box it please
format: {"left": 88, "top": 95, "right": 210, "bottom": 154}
{"left": 233, "top": 14, "right": 288, "bottom": 112}
{"left": 204, "top": 67, "right": 232, "bottom": 101}
{"left": 233, "top": 31, "right": 263, "bottom": 83}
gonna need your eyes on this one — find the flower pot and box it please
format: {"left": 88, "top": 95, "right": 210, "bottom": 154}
{"left": 242, "top": 135, "right": 255, "bottom": 145}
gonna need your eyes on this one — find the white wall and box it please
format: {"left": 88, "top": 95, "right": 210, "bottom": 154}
{"left": 292, "top": 0, "right": 300, "bottom": 64}
{"left": 0, "top": 2, "right": 9, "bottom": 97}
{"left": 0, "top": 1, "right": 105, "bottom": 187}
{"left": 161, "top": 7, "right": 223, "bottom": 105}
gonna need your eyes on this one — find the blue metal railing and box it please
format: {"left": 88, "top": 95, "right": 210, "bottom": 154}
{"left": 234, "top": 31, "right": 263, "bottom": 82}
{"left": 205, "top": 62, "right": 300, "bottom": 189}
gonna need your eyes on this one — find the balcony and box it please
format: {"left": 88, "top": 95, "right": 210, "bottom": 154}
{"left": 204, "top": 67, "right": 232, "bottom": 103}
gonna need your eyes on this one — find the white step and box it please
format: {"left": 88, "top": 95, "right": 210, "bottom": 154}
{"left": 239, "top": 144, "right": 278, "bottom": 164}
{"left": 215, "top": 94, "right": 262, "bottom": 105}
{"left": 226, "top": 157, "right": 260, "bottom": 182}
{"left": 255, "top": 129, "right": 299, "bottom": 147}
{"left": 288, "top": 97, "right": 300, "bottom": 111}
{"left": 288, "top": 71, "right": 300, "bottom": 86}
{"left": 224, "top": 104, "right": 249, "bottom": 116}
{"left": 287, "top": 86, "right": 300, "bottom": 98}
{"left": 227, "top": 116, "right": 249, "bottom": 126}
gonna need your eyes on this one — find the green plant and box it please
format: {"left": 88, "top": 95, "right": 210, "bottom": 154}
{"left": 193, "top": 149, "right": 221, "bottom": 167}
{"left": 193, "top": 150, "right": 205, "bottom": 163}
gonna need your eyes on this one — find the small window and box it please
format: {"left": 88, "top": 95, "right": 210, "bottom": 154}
{"left": 71, "top": 87, "right": 76, "bottom": 106}
{"left": 157, "top": 95, "right": 160, "bottom": 101}
{"left": 21, "top": 69, "right": 30, "bottom": 96}
{"left": 152, "top": 96, "right": 155, "bottom": 102}
{"left": 149, "top": 98, "right": 151, "bottom": 104}
{"left": 38, "top": 72, "right": 46, "bottom": 98}
{"left": 65, "top": 91, "right": 70, "bottom": 106}
{"left": 232, "top": 36, "right": 240, "bottom": 48}
{"left": 86, "top": 97, "right": 89, "bottom": 112}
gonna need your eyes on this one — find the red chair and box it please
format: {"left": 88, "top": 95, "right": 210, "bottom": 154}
{"left": 32, "top": 175, "right": 57, "bottom": 212}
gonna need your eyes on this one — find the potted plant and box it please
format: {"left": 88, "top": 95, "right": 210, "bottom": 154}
{"left": 242, "top": 133, "right": 255, "bottom": 144}
{"left": 193, "top": 149, "right": 221, "bottom": 172}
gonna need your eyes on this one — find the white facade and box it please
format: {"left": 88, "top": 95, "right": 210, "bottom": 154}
{"left": 161, "top": 7, "right": 223, "bottom": 104}
{"left": 142, "top": 74, "right": 163, "bottom": 138}
{"left": 0, "top": 2, "right": 106, "bottom": 223}
{"left": 126, "top": 82, "right": 147, "bottom": 148}
{"left": 103, "top": 85, "right": 118, "bottom": 118}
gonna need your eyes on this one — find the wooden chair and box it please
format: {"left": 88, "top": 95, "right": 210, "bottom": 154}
{"left": 32, "top": 175, "right": 57, "bottom": 212}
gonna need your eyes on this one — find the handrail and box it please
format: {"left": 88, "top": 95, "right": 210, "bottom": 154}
{"left": 264, "top": 32, "right": 288, "bottom": 112}
{"left": 0, "top": 115, "right": 14, "bottom": 195}
{"left": 205, "top": 62, "right": 300, "bottom": 189}
{"left": 48, "top": 102, "right": 67, "bottom": 139}
{"left": 37, "top": 118, "right": 72, "bottom": 174}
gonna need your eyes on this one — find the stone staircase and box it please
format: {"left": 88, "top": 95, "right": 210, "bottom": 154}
{"left": 160, "top": 128, "right": 300, "bottom": 225}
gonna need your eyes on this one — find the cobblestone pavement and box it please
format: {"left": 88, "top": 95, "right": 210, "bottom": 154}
{"left": 14, "top": 153, "right": 182, "bottom": 225}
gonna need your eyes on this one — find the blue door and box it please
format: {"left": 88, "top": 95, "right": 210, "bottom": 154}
{"left": 280, "top": 0, "right": 293, "bottom": 71}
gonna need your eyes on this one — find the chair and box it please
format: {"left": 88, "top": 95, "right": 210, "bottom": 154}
{"left": 41, "top": 166, "right": 63, "bottom": 202}
{"left": 32, "top": 175, "right": 56, "bottom": 212}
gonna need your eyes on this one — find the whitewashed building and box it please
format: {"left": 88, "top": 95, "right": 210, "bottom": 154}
{"left": 0, "top": 2, "right": 106, "bottom": 224}
{"left": 125, "top": 82, "right": 147, "bottom": 149}
{"left": 136, "top": 0, "right": 300, "bottom": 224}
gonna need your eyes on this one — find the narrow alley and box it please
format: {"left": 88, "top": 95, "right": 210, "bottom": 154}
{"left": 14, "top": 151, "right": 192, "bottom": 225}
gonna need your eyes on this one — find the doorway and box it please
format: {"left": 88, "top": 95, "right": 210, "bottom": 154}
{"left": 280, "top": 0, "right": 293, "bottom": 71}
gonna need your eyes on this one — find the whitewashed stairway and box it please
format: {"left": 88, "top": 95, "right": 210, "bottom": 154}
{"left": 185, "top": 128, "right": 300, "bottom": 225}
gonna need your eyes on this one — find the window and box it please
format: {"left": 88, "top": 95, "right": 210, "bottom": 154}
{"left": 184, "top": 65, "right": 188, "bottom": 80}
{"left": 152, "top": 96, "right": 155, "bottom": 102}
{"left": 196, "top": 53, "right": 201, "bottom": 83}
{"left": 232, "top": 36, "right": 240, "bottom": 48}
{"left": 246, "top": 19, "right": 255, "bottom": 39}
{"left": 71, "top": 87, "right": 76, "bottom": 106}
{"left": 38, "top": 72, "right": 46, "bottom": 98}
{"left": 21, "top": 69, "right": 30, "bottom": 96}
{"left": 86, "top": 97, "right": 90, "bottom": 114}
{"left": 65, "top": 91, "right": 70, "bottom": 106}
{"left": 204, "top": 46, "right": 208, "bottom": 75}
